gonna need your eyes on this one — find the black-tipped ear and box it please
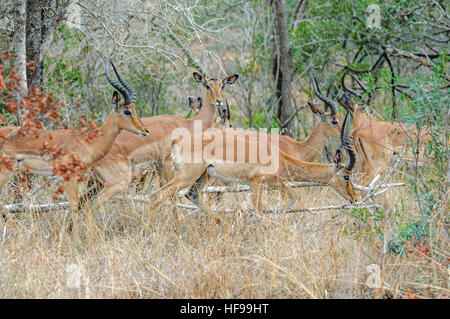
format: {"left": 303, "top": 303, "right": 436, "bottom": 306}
{"left": 308, "top": 102, "right": 323, "bottom": 115}
{"left": 188, "top": 96, "right": 196, "bottom": 107}
{"left": 193, "top": 72, "right": 204, "bottom": 84}
{"left": 223, "top": 74, "right": 239, "bottom": 86}
{"left": 197, "top": 97, "right": 203, "bottom": 109}
{"left": 112, "top": 91, "right": 121, "bottom": 110}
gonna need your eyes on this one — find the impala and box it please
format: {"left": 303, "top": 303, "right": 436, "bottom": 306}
{"left": 184, "top": 75, "right": 344, "bottom": 205}
{"left": 0, "top": 60, "right": 149, "bottom": 212}
{"left": 340, "top": 72, "right": 441, "bottom": 187}
{"left": 339, "top": 72, "right": 378, "bottom": 129}
{"left": 188, "top": 96, "right": 233, "bottom": 129}
{"left": 80, "top": 71, "right": 239, "bottom": 209}
{"left": 159, "top": 112, "right": 358, "bottom": 215}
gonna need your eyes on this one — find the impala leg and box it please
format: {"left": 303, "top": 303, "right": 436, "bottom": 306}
{"left": 86, "top": 161, "right": 132, "bottom": 210}
{"left": 0, "top": 169, "right": 13, "bottom": 216}
{"left": 152, "top": 164, "right": 207, "bottom": 211}
{"left": 280, "top": 183, "right": 296, "bottom": 212}
{"left": 250, "top": 178, "right": 264, "bottom": 215}
{"left": 65, "top": 180, "right": 79, "bottom": 212}
{"left": 360, "top": 157, "right": 388, "bottom": 188}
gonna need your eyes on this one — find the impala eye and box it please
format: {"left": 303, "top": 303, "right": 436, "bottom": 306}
{"left": 343, "top": 175, "right": 350, "bottom": 181}
{"left": 332, "top": 119, "right": 339, "bottom": 125}
{"left": 124, "top": 110, "right": 132, "bottom": 116}
{"left": 205, "top": 84, "right": 211, "bottom": 90}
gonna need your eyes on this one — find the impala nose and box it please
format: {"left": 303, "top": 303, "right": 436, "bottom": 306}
{"left": 140, "top": 129, "right": 149, "bottom": 137}
{"left": 216, "top": 100, "right": 223, "bottom": 106}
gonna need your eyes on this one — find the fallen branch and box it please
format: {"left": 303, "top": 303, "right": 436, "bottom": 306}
{"left": 5, "top": 201, "right": 69, "bottom": 213}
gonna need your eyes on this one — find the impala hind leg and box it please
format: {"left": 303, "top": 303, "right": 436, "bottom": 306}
{"left": 85, "top": 162, "right": 132, "bottom": 210}
{"left": 0, "top": 169, "right": 13, "bottom": 217}
{"left": 65, "top": 180, "right": 79, "bottom": 212}
{"left": 249, "top": 178, "right": 264, "bottom": 215}
{"left": 280, "top": 183, "right": 296, "bottom": 212}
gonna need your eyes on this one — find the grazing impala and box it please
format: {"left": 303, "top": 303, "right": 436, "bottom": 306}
{"left": 159, "top": 112, "right": 358, "bottom": 214}
{"left": 80, "top": 71, "right": 239, "bottom": 209}
{"left": 0, "top": 60, "right": 149, "bottom": 213}
{"left": 339, "top": 72, "right": 442, "bottom": 187}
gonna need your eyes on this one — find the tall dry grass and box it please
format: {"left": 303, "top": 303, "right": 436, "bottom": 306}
{"left": 0, "top": 168, "right": 448, "bottom": 299}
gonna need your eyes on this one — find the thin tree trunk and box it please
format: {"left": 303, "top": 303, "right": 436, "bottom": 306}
{"left": 26, "top": 0, "right": 43, "bottom": 90}
{"left": 25, "top": 0, "right": 70, "bottom": 91}
{"left": 13, "top": 0, "right": 27, "bottom": 124}
{"left": 271, "top": 0, "right": 295, "bottom": 137}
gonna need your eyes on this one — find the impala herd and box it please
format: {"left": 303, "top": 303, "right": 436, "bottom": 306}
{"left": 0, "top": 59, "right": 436, "bottom": 216}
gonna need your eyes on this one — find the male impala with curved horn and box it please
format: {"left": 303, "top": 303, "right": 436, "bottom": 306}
{"left": 161, "top": 112, "right": 359, "bottom": 215}
{"left": 340, "top": 72, "right": 442, "bottom": 187}
{"left": 80, "top": 71, "right": 239, "bottom": 209}
{"left": 0, "top": 60, "right": 149, "bottom": 212}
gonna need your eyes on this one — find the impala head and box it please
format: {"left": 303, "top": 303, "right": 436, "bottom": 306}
{"left": 328, "top": 112, "right": 360, "bottom": 203}
{"left": 339, "top": 72, "right": 372, "bottom": 114}
{"left": 193, "top": 71, "right": 238, "bottom": 118}
{"left": 188, "top": 96, "right": 203, "bottom": 115}
{"left": 308, "top": 102, "right": 340, "bottom": 139}
{"left": 215, "top": 99, "right": 233, "bottom": 129}
{"left": 311, "top": 75, "right": 341, "bottom": 127}
{"left": 105, "top": 60, "right": 149, "bottom": 137}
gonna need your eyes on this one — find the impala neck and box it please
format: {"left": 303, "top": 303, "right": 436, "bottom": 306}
{"left": 192, "top": 97, "right": 216, "bottom": 130}
{"left": 280, "top": 155, "right": 338, "bottom": 184}
{"left": 296, "top": 123, "right": 328, "bottom": 162}
{"left": 86, "top": 111, "right": 121, "bottom": 166}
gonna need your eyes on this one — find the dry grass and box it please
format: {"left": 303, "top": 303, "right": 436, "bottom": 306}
{"left": 0, "top": 169, "right": 448, "bottom": 299}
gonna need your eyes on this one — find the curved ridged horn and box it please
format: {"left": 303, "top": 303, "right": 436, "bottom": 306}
{"left": 109, "top": 59, "right": 136, "bottom": 104}
{"left": 105, "top": 60, "right": 131, "bottom": 105}
{"left": 340, "top": 112, "right": 356, "bottom": 171}
{"left": 311, "top": 75, "right": 339, "bottom": 116}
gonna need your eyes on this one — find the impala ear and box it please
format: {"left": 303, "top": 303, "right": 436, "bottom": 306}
{"left": 308, "top": 102, "right": 324, "bottom": 115}
{"left": 188, "top": 96, "right": 196, "bottom": 108}
{"left": 334, "top": 149, "right": 343, "bottom": 165}
{"left": 222, "top": 74, "right": 239, "bottom": 86}
{"left": 112, "top": 91, "right": 121, "bottom": 111}
{"left": 193, "top": 72, "right": 204, "bottom": 84}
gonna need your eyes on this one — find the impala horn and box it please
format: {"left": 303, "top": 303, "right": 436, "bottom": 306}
{"left": 311, "top": 75, "right": 339, "bottom": 116}
{"left": 109, "top": 59, "right": 136, "bottom": 104}
{"left": 105, "top": 60, "right": 132, "bottom": 105}
{"left": 340, "top": 112, "right": 356, "bottom": 171}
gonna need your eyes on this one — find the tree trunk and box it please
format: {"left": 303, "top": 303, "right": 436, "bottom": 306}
{"left": 26, "top": 0, "right": 44, "bottom": 90}
{"left": 13, "top": 0, "right": 27, "bottom": 124}
{"left": 25, "top": 0, "right": 70, "bottom": 91}
{"left": 271, "top": 0, "right": 295, "bottom": 137}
